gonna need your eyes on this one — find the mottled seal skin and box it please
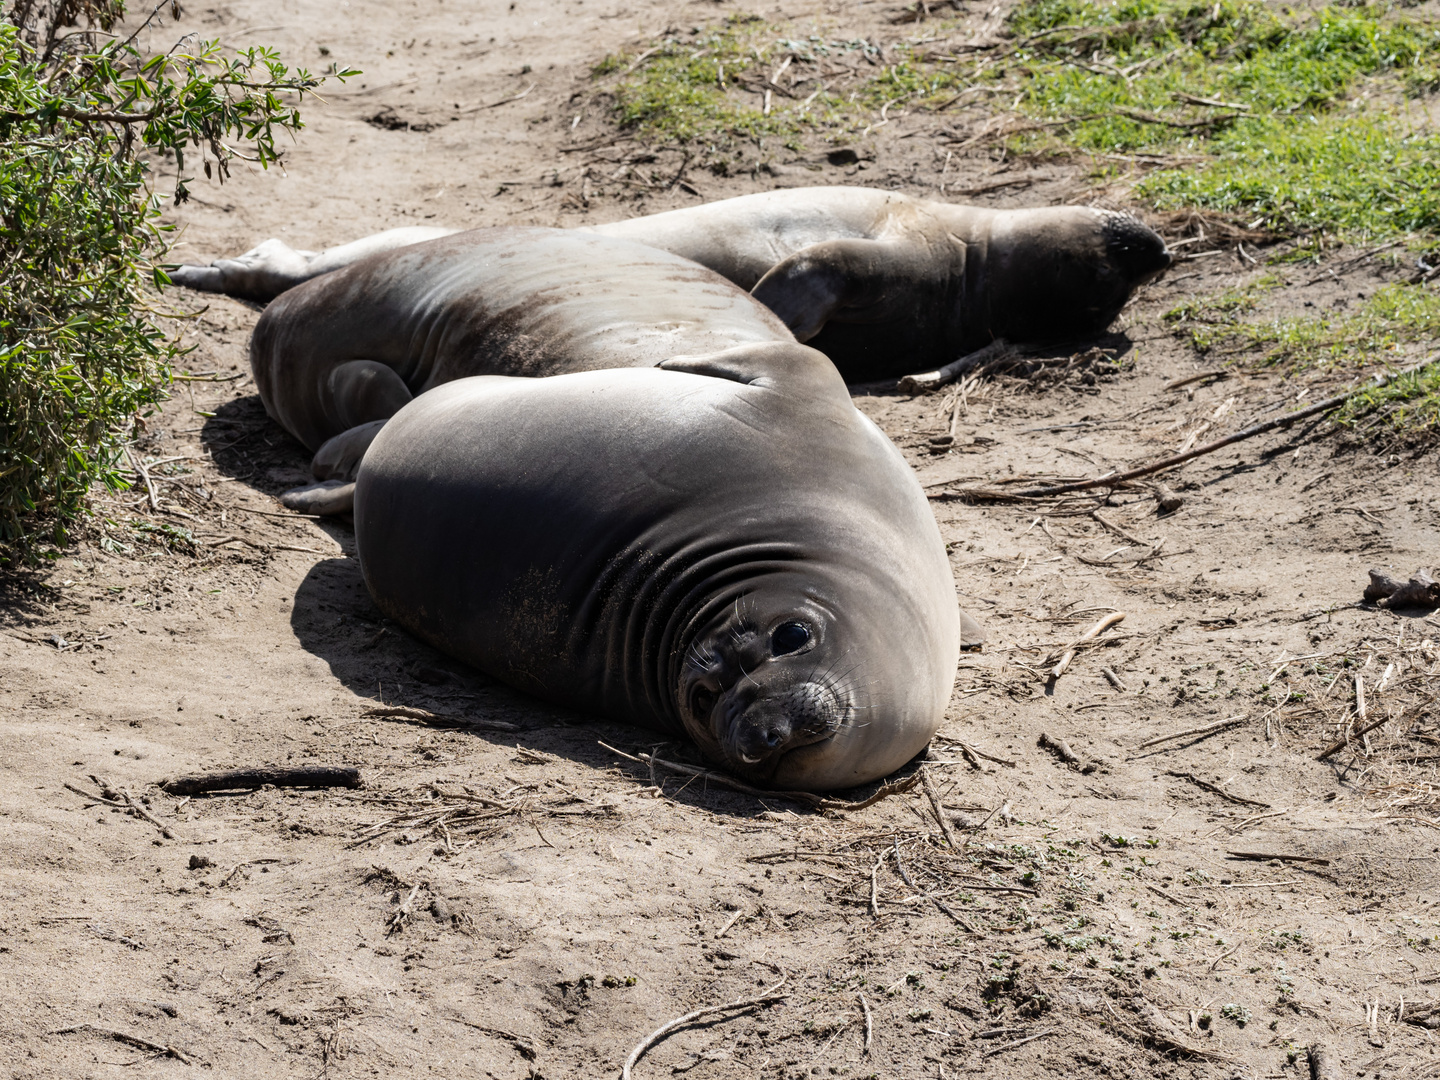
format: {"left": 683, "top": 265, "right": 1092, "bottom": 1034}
{"left": 176, "top": 187, "right": 1172, "bottom": 381}
{"left": 251, "top": 228, "right": 972, "bottom": 790}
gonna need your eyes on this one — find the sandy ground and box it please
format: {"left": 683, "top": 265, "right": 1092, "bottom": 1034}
{"left": 2, "top": 1, "right": 1439, "bottom": 1078}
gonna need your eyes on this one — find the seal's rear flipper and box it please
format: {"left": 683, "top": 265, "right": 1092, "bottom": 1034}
{"left": 660, "top": 342, "right": 846, "bottom": 398}
{"left": 312, "top": 419, "right": 388, "bottom": 482}
{"left": 958, "top": 607, "right": 986, "bottom": 651}
{"left": 168, "top": 227, "right": 463, "bottom": 302}
{"left": 167, "top": 238, "right": 316, "bottom": 303}
{"left": 281, "top": 480, "right": 356, "bottom": 516}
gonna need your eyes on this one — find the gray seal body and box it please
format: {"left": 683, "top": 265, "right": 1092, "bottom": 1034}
{"left": 594, "top": 187, "right": 1172, "bottom": 380}
{"left": 180, "top": 187, "right": 1172, "bottom": 382}
{"left": 249, "top": 228, "right": 970, "bottom": 790}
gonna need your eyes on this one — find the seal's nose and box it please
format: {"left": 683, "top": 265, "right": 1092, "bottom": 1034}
{"left": 1103, "top": 214, "right": 1172, "bottom": 284}
{"left": 735, "top": 715, "right": 791, "bottom": 763}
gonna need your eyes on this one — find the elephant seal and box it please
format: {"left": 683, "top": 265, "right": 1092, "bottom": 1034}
{"left": 251, "top": 227, "right": 971, "bottom": 790}
{"left": 174, "top": 187, "right": 1171, "bottom": 381}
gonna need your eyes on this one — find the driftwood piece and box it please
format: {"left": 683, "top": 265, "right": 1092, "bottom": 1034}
{"left": 1364, "top": 567, "right": 1439, "bottom": 609}
{"left": 160, "top": 766, "right": 362, "bottom": 796}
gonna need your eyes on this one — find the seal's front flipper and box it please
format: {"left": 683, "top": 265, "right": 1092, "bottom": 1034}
{"left": 326, "top": 361, "right": 413, "bottom": 433}
{"left": 660, "top": 342, "right": 846, "bottom": 398}
{"left": 958, "top": 607, "right": 986, "bottom": 651}
{"left": 312, "top": 419, "right": 387, "bottom": 482}
{"left": 751, "top": 238, "right": 958, "bottom": 342}
{"left": 281, "top": 480, "right": 356, "bottom": 516}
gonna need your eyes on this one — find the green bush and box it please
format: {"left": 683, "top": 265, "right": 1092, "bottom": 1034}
{"left": 0, "top": 0, "right": 353, "bottom": 551}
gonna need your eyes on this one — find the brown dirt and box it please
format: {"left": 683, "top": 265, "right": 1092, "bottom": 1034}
{"left": 3, "top": 2, "right": 1439, "bottom": 1079}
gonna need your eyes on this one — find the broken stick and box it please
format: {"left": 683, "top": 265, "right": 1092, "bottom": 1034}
{"left": 892, "top": 838, "right": 977, "bottom": 932}
{"left": 921, "top": 767, "right": 962, "bottom": 850}
{"left": 160, "top": 766, "right": 362, "bottom": 796}
{"left": 595, "top": 741, "right": 919, "bottom": 812}
{"left": 1038, "top": 732, "right": 1094, "bottom": 773}
{"left": 1136, "top": 714, "right": 1246, "bottom": 751}
{"left": 48, "top": 1024, "right": 193, "bottom": 1064}
{"left": 1316, "top": 708, "right": 1400, "bottom": 761}
{"left": 1049, "top": 611, "right": 1125, "bottom": 679}
{"left": 897, "top": 338, "right": 1014, "bottom": 394}
{"left": 621, "top": 981, "right": 788, "bottom": 1079}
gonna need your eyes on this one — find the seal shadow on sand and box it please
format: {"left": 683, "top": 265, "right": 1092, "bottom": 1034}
{"left": 286, "top": 556, "right": 931, "bottom": 813}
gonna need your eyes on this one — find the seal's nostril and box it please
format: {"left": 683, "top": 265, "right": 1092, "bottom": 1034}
{"left": 764, "top": 726, "right": 785, "bottom": 748}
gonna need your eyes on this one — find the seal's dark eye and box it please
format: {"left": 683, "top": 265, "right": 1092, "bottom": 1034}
{"left": 692, "top": 686, "right": 718, "bottom": 717}
{"left": 771, "top": 621, "right": 811, "bottom": 656}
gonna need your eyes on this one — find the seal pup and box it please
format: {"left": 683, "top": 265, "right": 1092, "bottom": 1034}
{"left": 250, "top": 227, "right": 973, "bottom": 790}
{"left": 175, "top": 187, "right": 1171, "bottom": 380}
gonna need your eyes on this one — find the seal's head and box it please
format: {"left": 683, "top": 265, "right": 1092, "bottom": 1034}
{"left": 978, "top": 206, "right": 1172, "bottom": 343}
{"left": 675, "top": 563, "right": 959, "bottom": 792}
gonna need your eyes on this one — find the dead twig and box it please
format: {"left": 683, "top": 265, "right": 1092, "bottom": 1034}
{"left": 1225, "top": 850, "right": 1331, "bottom": 866}
{"left": 952, "top": 355, "right": 1439, "bottom": 500}
{"left": 1166, "top": 771, "right": 1270, "bottom": 808}
{"left": 458, "top": 81, "right": 535, "bottom": 113}
{"left": 897, "top": 338, "right": 1014, "bottom": 394}
{"left": 892, "top": 838, "right": 977, "bottom": 932}
{"left": 1165, "top": 371, "right": 1231, "bottom": 393}
{"left": 1101, "top": 998, "right": 1234, "bottom": 1062}
{"left": 1049, "top": 611, "right": 1125, "bottom": 679}
{"left": 1317, "top": 706, "right": 1403, "bottom": 761}
{"left": 387, "top": 883, "right": 421, "bottom": 935}
{"left": 595, "top": 741, "right": 919, "bottom": 811}
{"left": 1136, "top": 714, "right": 1246, "bottom": 751}
{"left": 161, "top": 766, "right": 361, "bottom": 795}
{"left": 921, "top": 767, "right": 962, "bottom": 850}
{"left": 1102, "top": 667, "right": 1129, "bottom": 691}
{"left": 47, "top": 1024, "right": 193, "bottom": 1064}
{"left": 621, "top": 980, "right": 788, "bottom": 1079}
{"left": 1038, "top": 732, "right": 1094, "bottom": 773}
{"left": 982, "top": 1028, "right": 1057, "bottom": 1057}
{"left": 119, "top": 786, "right": 178, "bottom": 840}
{"left": 859, "top": 992, "right": 873, "bottom": 1054}
{"left": 363, "top": 705, "right": 521, "bottom": 732}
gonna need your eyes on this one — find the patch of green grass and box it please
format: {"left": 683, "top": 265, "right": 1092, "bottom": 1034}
{"left": 595, "top": 1, "right": 1440, "bottom": 240}
{"left": 592, "top": 17, "right": 976, "bottom": 151}
{"left": 1001, "top": 0, "right": 1440, "bottom": 237}
{"left": 1166, "top": 280, "right": 1440, "bottom": 438}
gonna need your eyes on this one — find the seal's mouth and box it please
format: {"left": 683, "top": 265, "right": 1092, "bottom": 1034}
{"left": 715, "top": 680, "right": 849, "bottom": 779}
